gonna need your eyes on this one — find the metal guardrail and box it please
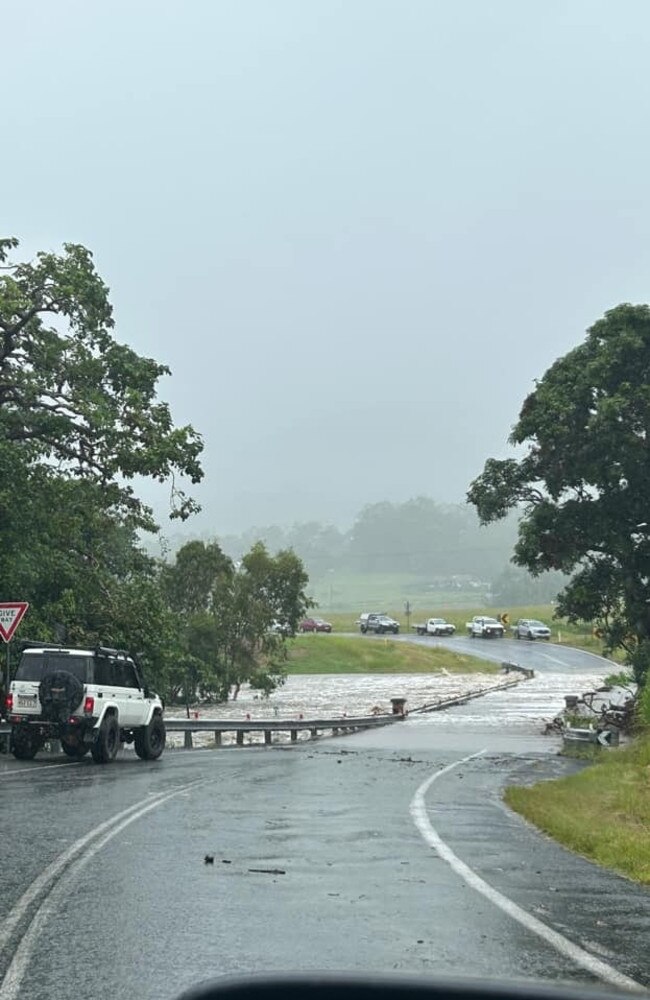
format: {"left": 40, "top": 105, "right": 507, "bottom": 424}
{"left": 501, "top": 661, "right": 535, "bottom": 679}
{"left": 0, "top": 712, "right": 402, "bottom": 749}
{"left": 166, "top": 713, "right": 401, "bottom": 746}
{"left": 563, "top": 725, "right": 619, "bottom": 748}
{"left": 409, "top": 676, "right": 524, "bottom": 715}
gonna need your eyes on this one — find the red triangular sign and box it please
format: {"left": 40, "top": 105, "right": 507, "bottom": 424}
{"left": 0, "top": 602, "right": 29, "bottom": 642}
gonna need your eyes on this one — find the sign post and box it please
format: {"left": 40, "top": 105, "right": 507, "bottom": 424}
{"left": 0, "top": 603, "right": 29, "bottom": 695}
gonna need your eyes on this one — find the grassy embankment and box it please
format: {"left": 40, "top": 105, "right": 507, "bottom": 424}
{"left": 505, "top": 733, "right": 650, "bottom": 885}
{"left": 321, "top": 604, "right": 623, "bottom": 660}
{"left": 287, "top": 634, "right": 498, "bottom": 675}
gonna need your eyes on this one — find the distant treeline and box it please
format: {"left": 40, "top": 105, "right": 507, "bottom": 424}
{"left": 161, "top": 498, "right": 561, "bottom": 599}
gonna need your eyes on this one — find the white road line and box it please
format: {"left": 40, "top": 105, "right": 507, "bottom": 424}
{"left": 541, "top": 653, "right": 570, "bottom": 667}
{"left": 0, "top": 777, "right": 206, "bottom": 1000}
{"left": 0, "top": 790, "right": 173, "bottom": 958}
{"left": 0, "top": 760, "right": 85, "bottom": 779}
{"left": 409, "top": 752, "right": 644, "bottom": 992}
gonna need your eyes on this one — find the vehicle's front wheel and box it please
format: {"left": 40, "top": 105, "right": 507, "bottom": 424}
{"left": 134, "top": 715, "right": 166, "bottom": 760}
{"left": 393, "top": 627, "right": 399, "bottom": 634}
{"left": 11, "top": 728, "right": 41, "bottom": 761}
{"left": 91, "top": 714, "right": 120, "bottom": 764}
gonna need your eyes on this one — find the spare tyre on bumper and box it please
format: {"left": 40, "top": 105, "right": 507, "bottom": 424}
{"left": 39, "top": 670, "right": 84, "bottom": 723}
{"left": 134, "top": 714, "right": 166, "bottom": 760}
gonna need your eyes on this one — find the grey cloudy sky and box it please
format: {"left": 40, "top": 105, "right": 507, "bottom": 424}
{"left": 4, "top": 1, "right": 650, "bottom": 533}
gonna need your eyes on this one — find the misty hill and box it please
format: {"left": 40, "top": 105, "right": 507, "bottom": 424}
{"left": 216, "top": 497, "right": 519, "bottom": 583}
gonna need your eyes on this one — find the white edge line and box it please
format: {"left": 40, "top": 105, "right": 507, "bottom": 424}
{"left": 0, "top": 777, "right": 206, "bottom": 1000}
{"left": 0, "top": 788, "right": 177, "bottom": 956}
{"left": 409, "top": 751, "right": 644, "bottom": 992}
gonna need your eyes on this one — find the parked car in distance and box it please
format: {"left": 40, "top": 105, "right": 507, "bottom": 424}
{"left": 412, "top": 618, "right": 456, "bottom": 636}
{"left": 364, "top": 613, "right": 400, "bottom": 635}
{"left": 466, "top": 616, "right": 505, "bottom": 638}
{"left": 270, "top": 620, "right": 292, "bottom": 636}
{"left": 357, "top": 612, "right": 382, "bottom": 633}
{"left": 512, "top": 618, "right": 551, "bottom": 640}
{"left": 299, "top": 617, "right": 333, "bottom": 633}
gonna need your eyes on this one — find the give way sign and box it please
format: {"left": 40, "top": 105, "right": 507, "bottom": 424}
{"left": 0, "top": 602, "right": 29, "bottom": 642}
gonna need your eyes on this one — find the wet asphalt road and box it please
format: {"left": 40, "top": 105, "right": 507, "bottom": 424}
{"left": 1, "top": 640, "right": 648, "bottom": 1000}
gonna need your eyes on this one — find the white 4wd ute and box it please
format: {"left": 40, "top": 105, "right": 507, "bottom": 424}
{"left": 6, "top": 644, "right": 165, "bottom": 763}
{"left": 412, "top": 618, "right": 456, "bottom": 636}
{"left": 465, "top": 616, "right": 505, "bottom": 639}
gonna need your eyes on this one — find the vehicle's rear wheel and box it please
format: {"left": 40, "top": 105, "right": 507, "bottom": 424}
{"left": 360, "top": 626, "right": 367, "bottom": 634}
{"left": 134, "top": 715, "right": 166, "bottom": 760}
{"left": 11, "top": 728, "right": 41, "bottom": 760}
{"left": 61, "top": 740, "right": 89, "bottom": 758}
{"left": 91, "top": 714, "right": 120, "bottom": 764}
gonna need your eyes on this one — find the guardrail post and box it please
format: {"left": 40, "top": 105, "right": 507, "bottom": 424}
{"left": 184, "top": 731, "right": 193, "bottom": 749}
{"left": 214, "top": 731, "right": 222, "bottom": 746}
{"left": 310, "top": 728, "right": 317, "bottom": 739}
{"left": 290, "top": 730, "right": 297, "bottom": 743}
{"left": 264, "top": 730, "right": 271, "bottom": 745}
{"left": 236, "top": 730, "right": 244, "bottom": 746}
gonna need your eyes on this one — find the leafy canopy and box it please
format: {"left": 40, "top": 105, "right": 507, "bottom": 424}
{"left": 467, "top": 304, "right": 650, "bottom": 682}
{"left": 162, "top": 540, "right": 313, "bottom": 703}
{"left": 0, "top": 237, "right": 203, "bottom": 528}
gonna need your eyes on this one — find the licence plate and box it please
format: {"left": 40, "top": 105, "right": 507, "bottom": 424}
{"left": 17, "top": 696, "right": 37, "bottom": 707}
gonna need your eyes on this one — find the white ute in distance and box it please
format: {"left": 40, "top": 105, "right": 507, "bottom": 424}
{"left": 465, "top": 616, "right": 506, "bottom": 639}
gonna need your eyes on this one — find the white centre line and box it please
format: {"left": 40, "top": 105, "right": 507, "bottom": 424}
{"left": 0, "top": 777, "right": 206, "bottom": 1000}
{"left": 410, "top": 751, "right": 644, "bottom": 992}
{"left": 541, "top": 653, "right": 570, "bottom": 667}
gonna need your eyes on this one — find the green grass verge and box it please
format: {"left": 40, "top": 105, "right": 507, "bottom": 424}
{"left": 504, "top": 737, "right": 650, "bottom": 884}
{"left": 287, "top": 635, "right": 498, "bottom": 675}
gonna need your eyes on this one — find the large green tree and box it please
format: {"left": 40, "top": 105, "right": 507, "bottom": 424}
{"left": 162, "top": 540, "right": 312, "bottom": 704}
{"left": 468, "top": 304, "right": 650, "bottom": 682}
{"left": 0, "top": 238, "right": 204, "bottom": 686}
{"left": 0, "top": 238, "right": 203, "bottom": 528}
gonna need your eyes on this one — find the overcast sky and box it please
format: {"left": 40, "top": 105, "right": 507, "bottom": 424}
{"left": 4, "top": 1, "right": 650, "bottom": 533}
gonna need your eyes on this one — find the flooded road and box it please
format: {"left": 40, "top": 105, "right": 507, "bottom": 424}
{"left": 2, "top": 642, "right": 645, "bottom": 1000}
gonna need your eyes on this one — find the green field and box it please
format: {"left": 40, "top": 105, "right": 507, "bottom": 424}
{"left": 287, "top": 634, "right": 498, "bottom": 674}
{"left": 316, "top": 603, "right": 621, "bottom": 660}
{"left": 505, "top": 736, "right": 650, "bottom": 885}
{"left": 309, "top": 572, "right": 489, "bottom": 613}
